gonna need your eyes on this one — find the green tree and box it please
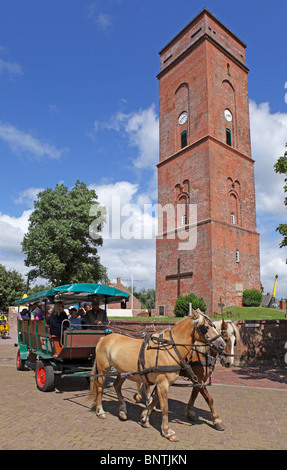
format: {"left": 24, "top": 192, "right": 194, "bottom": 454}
{"left": 242, "top": 289, "right": 262, "bottom": 307}
{"left": 133, "top": 288, "right": 155, "bottom": 312}
{"left": 22, "top": 181, "right": 108, "bottom": 286}
{"left": 274, "top": 144, "right": 287, "bottom": 247}
{"left": 0, "top": 264, "right": 26, "bottom": 311}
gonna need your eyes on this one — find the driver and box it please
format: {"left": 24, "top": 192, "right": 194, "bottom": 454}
{"left": 84, "top": 299, "right": 108, "bottom": 328}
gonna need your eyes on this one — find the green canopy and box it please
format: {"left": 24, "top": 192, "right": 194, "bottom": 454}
{"left": 15, "top": 283, "right": 130, "bottom": 306}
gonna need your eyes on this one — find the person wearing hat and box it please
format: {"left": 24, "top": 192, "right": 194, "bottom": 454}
{"left": 84, "top": 299, "right": 108, "bottom": 329}
{"left": 18, "top": 308, "right": 30, "bottom": 320}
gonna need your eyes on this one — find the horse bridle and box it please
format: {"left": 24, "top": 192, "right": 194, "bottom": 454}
{"left": 195, "top": 314, "right": 223, "bottom": 348}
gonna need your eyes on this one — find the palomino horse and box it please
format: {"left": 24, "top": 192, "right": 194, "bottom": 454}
{"left": 90, "top": 310, "right": 225, "bottom": 442}
{"left": 185, "top": 319, "right": 240, "bottom": 431}
{"left": 136, "top": 319, "right": 240, "bottom": 432}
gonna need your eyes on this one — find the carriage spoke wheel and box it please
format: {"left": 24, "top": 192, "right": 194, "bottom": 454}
{"left": 16, "top": 348, "right": 26, "bottom": 371}
{"left": 35, "top": 360, "right": 54, "bottom": 392}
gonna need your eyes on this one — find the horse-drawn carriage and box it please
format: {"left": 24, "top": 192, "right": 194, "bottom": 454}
{"left": 15, "top": 283, "right": 130, "bottom": 391}
{"left": 15, "top": 283, "right": 240, "bottom": 441}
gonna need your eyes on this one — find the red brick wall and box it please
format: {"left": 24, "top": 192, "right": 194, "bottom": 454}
{"left": 234, "top": 320, "right": 287, "bottom": 366}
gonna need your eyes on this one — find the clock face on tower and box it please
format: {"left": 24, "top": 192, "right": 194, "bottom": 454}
{"left": 224, "top": 109, "right": 232, "bottom": 122}
{"left": 178, "top": 111, "right": 188, "bottom": 125}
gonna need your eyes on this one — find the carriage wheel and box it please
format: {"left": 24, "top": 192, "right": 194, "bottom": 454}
{"left": 16, "top": 349, "right": 26, "bottom": 371}
{"left": 35, "top": 360, "right": 54, "bottom": 392}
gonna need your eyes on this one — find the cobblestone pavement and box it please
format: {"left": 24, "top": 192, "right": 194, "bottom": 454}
{"left": 1, "top": 340, "right": 287, "bottom": 451}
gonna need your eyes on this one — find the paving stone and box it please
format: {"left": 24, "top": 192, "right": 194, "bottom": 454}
{"left": 1, "top": 343, "right": 286, "bottom": 450}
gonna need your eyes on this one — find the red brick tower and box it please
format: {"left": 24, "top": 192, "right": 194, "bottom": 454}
{"left": 155, "top": 9, "right": 260, "bottom": 316}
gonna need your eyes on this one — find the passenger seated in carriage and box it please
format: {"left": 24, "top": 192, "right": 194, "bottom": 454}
{"left": 30, "top": 302, "right": 45, "bottom": 321}
{"left": 68, "top": 307, "right": 82, "bottom": 330}
{"left": 83, "top": 299, "right": 108, "bottom": 329}
{"left": 49, "top": 302, "right": 68, "bottom": 337}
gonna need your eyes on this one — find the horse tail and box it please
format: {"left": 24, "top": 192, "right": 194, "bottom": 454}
{"left": 89, "top": 358, "right": 98, "bottom": 404}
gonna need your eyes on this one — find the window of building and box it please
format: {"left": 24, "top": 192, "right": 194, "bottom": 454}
{"left": 231, "top": 212, "right": 235, "bottom": 224}
{"left": 181, "top": 130, "right": 187, "bottom": 148}
{"left": 236, "top": 249, "right": 240, "bottom": 263}
{"left": 226, "top": 128, "right": 232, "bottom": 146}
{"left": 159, "top": 306, "right": 165, "bottom": 316}
{"left": 182, "top": 214, "right": 187, "bottom": 225}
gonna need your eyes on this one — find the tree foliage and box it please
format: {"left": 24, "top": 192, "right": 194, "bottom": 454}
{"left": 0, "top": 264, "right": 26, "bottom": 311}
{"left": 274, "top": 144, "right": 287, "bottom": 248}
{"left": 242, "top": 289, "right": 262, "bottom": 307}
{"left": 133, "top": 288, "right": 155, "bottom": 312}
{"left": 22, "top": 181, "right": 108, "bottom": 286}
{"left": 174, "top": 293, "right": 207, "bottom": 317}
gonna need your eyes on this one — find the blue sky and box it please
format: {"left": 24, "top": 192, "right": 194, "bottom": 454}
{"left": 0, "top": 0, "right": 286, "bottom": 303}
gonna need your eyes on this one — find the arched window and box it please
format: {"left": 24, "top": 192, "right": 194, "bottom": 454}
{"left": 174, "top": 180, "right": 190, "bottom": 226}
{"left": 226, "top": 128, "right": 232, "bottom": 146}
{"left": 227, "top": 177, "right": 240, "bottom": 226}
{"left": 229, "top": 193, "right": 238, "bottom": 225}
{"left": 236, "top": 250, "right": 240, "bottom": 263}
{"left": 181, "top": 130, "right": 187, "bottom": 148}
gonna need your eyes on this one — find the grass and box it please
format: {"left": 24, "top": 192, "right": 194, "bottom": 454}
{"left": 211, "top": 306, "right": 286, "bottom": 321}
{"left": 109, "top": 307, "right": 287, "bottom": 322}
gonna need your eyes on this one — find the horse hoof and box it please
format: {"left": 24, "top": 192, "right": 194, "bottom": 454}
{"left": 119, "top": 411, "right": 127, "bottom": 421}
{"left": 98, "top": 412, "right": 107, "bottom": 419}
{"left": 134, "top": 393, "right": 142, "bottom": 403}
{"left": 214, "top": 422, "right": 225, "bottom": 431}
{"left": 140, "top": 419, "right": 150, "bottom": 428}
{"left": 187, "top": 413, "right": 196, "bottom": 422}
{"left": 168, "top": 434, "right": 179, "bottom": 442}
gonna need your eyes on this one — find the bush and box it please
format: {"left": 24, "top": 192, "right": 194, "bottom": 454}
{"left": 242, "top": 289, "right": 262, "bottom": 307}
{"left": 174, "top": 293, "right": 207, "bottom": 317}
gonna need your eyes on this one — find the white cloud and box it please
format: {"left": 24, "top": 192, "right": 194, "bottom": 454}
{"left": 14, "top": 187, "right": 44, "bottom": 208}
{"left": 250, "top": 100, "right": 287, "bottom": 217}
{"left": 87, "top": 3, "right": 112, "bottom": 30}
{"left": 89, "top": 181, "right": 156, "bottom": 287}
{"left": 93, "top": 104, "right": 159, "bottom": 170}
{"left": 0, "top": 210, "right": 31, "bottom": 256}
{"left": 0, "top": 58, "right": 23, "bottom": 77}
{"left": 249, "top": 100, "right": 287, "bottom": 299}
{"left": 0, "top": 122, "right": 68, "bottom": 160}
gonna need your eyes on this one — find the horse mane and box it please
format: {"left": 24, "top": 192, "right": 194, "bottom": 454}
{"left": 213, "top": 320, "right": 240, "bottom": 343}
{"left": 150, "top": 311, "right": 203, "bottom": 339}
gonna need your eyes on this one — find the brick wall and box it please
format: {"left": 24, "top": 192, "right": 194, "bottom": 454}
{"left": 234, "top": 320, "right": 287, "bottom": 366}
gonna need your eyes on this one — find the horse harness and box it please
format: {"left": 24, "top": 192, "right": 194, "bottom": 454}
{"left": 91, "top": 317, "right": 225, "bottom": 397}
{"left": 134, "top": 318, "right": 222, "bottom": 396}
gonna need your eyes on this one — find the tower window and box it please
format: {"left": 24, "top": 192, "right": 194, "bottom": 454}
{"left": 236, "top": 250, "right": 240, "bottom": 263}
{"left": 231, "top": 212, "right": 235, "bottom": 224}
{"left": 182, "top": 214, "right": 187, "bottom": 225}
{"left": 226, "top": 128, "right": 232, "bottom": 146}
{"left": 181, "top": 130, "right": 187, "bottom": 148}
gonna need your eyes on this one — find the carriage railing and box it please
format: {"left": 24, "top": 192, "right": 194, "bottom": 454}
{"left": 17, "top": 316, "right": 111, "bottom": 359}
